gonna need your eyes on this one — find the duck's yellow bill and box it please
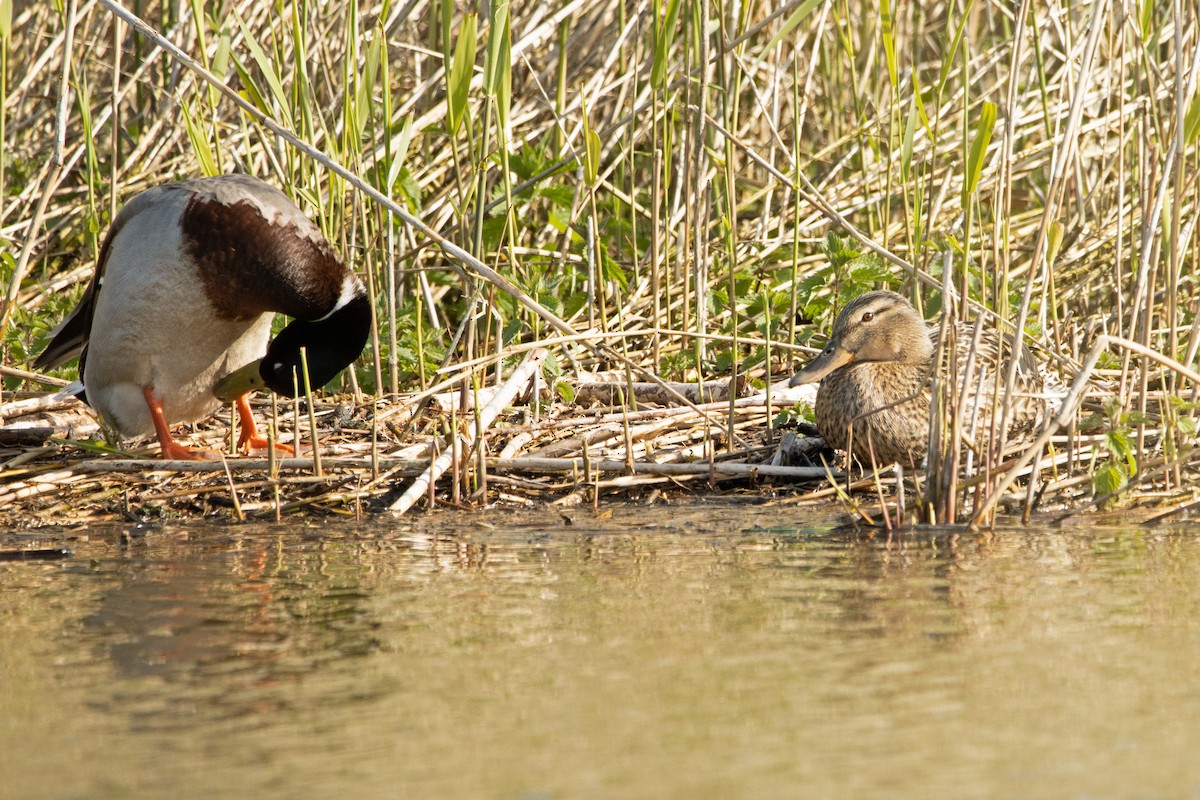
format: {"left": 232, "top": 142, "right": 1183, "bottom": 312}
{"left": 213, "top": 359, "right": 265, "bottom": 402}
{"left": 788, "top": 346, "right": 854, "bottom": 386}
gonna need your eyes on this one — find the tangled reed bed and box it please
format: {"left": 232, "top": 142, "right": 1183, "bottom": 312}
{"left": 0, "top": 367, "right": 829, "bottom": 525}
{"left": 0, "top": 344, "right": 1179, "bottom": 528}
{"left": 2, "top": 1, "right": 1200, "bottom": 527}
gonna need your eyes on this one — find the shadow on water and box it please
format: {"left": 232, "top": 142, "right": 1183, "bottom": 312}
{"left": 3, "top": 502, "right": 1200, "bottom": 799}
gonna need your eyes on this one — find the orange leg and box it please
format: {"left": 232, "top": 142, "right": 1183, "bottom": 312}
{"left": 235, "top": 395, "right": 293, "bottom": 455}
{"left": 143, "top": 386, "right": 216, "bottom": 461}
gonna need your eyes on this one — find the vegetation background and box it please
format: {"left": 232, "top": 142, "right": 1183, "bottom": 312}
{"left": 1, "top": 0, "right": 1198, "bottom": 515}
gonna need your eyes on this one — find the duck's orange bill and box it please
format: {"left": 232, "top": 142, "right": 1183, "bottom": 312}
{"left": 788, "top": 345, "right": 854, "bottom": 387}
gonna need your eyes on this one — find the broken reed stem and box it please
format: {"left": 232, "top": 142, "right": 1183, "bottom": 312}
{"left": 389, "top": 349, "right": 548, "bottom": 514}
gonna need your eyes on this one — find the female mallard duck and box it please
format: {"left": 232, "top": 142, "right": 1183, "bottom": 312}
{"left": 789, "top": 290, "right": 1049, "bottom": 468}
{"left": 34, "top": 174, "right": 371, "bottom": 460}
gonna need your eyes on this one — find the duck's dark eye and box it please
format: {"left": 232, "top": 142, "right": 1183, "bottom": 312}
{"left": 861, "top": 311, "right": 875, "bottom": 322}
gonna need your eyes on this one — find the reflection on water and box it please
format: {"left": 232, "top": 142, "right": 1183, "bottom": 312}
{"left": 3, "top": 504, "right": 1200, "bottom": 799}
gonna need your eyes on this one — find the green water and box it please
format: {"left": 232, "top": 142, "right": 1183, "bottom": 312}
{"left": 3, "top": 502, "right": 1199, "bottom": 799}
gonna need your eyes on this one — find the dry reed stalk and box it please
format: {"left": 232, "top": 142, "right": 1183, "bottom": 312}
{"left": 486, "top": 456, "right": 827, "bottom": 481}
{"left": 389, "top": 349, "right": 547, "bottom": 513}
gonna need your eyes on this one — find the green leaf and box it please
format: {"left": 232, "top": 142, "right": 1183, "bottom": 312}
{"left": 547, "top": 202, "right": 571, "bottom": 233}
{"left": 0, "top": 0, "right": 13, "bottom": 41}
{"left": 357, "top": 31, "right": 383, "bottom": 136}
{"left": 910, "top": 70, "right": 931, "bottom": 139}
{"left": 1104, "top": 428, "right": 1138, "bottom": 474}
{"left": 1139, "top": 0, "right": 1154, "bottom": 41}
{"left": 537, "top": 291, "right": 564, "bottom": 318}
{"left": 234, "top": 10, "right": 291, "bottom": 119}
{"left": 484, "top": 1, "right": 511, "bottom": 133}
{"left": 538, "top": 183, "right": 575, "bottom": 209}
{"left": 796, "top": 266, "right": 832, "bottom": 298}
{"left": 502, "top": 316, "right": 523, "bottom": 346}
{"left": 600, "top": 247, "right": 628, "bottom": 290}
{"left": 555, "top": 380, "right": 576, "bottom": 403}
{"left": 650, "top": 0, "right": 684, "bottom": 89}
{"left": 762, "top": 0, "right": 822, "bottom": 54}
{"left": 396, "top": 167, "right": 423, "bottom": 213}
{"left": 1185, "top": 92, "right": 1200, "bottom": 146}
{"left": 509, "top": 146, "right": 547, "bottom": 181}
{"left": 232, "top": 54, "right": 270, "bottom": 115}
{"left": 901, "top": 97, "right": 917, "bottom": 182}
{"left": 964, "top": 100, "right": 997, "bottom": 196}
{"left": 880, "top": 0, "right": 897, "bottom": 90}
{"left": 821, "top": 231, "right": 860, "bottom": 267}
{"left": 181, "top": 98, "right": 219, "bottom": 176}
{"left": 211, "top": 21, "right": 232, "bottom": 106}
{"left": 480, "top": 215, "right": 508, "bottom": 253}
{"left": 584, "top": 128, "right": 601, "bottom": 186}
{"left": 1092, "top": 462, "right": 1127, "bottom": 499}
{"left": 439, "top": 0, "right": 453, "bottom": 62}
{"left": 446, "top": 13, "right": 477, "bottom": 135}
{"left": 386, "top": 116, "right": 414, "bottom": 191}
{"left": 1047, "top": 219, "right": 1064, "bottom": 266}
{"left": 937, "top": 0, "right": 977, "bottom": 97}
{"left": 846, "top": 253, "right": 894, "bottom": 284}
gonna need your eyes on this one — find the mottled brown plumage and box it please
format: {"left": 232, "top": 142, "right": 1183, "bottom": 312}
{"left": 789, "top": 290, "right": 1049, "bottom": 468}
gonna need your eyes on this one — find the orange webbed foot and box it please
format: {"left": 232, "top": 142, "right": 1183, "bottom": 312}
{"left": 159, "top": 441, "right": 222, "bottom": 461}
{"left": 143, "top": 385, "right": 221, "bottom": 461}
{"left": 238, "top": 432, "right": 295, "bottom": 456}
{"left": 234, "top": 394, "right": 294, "bottom": 455}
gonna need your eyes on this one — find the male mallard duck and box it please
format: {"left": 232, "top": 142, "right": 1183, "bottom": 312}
{"left": 788, "top": 290, "right": 1049, "bottom": 468}
{"left": 34, "top": 174, "right": 371, "bottom": 460}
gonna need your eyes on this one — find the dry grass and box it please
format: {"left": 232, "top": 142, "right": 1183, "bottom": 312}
{"left": 1, "top": 0, "right": 1199, "bottom": 526}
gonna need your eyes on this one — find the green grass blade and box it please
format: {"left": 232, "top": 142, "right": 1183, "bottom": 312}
{"left": 232, "top": 54, "right": 270, "bottom": 116}
{"left": 910, "top": 69, "right": 931, "bottom": 139}
{"left": 650, "top": 0, "right": 683, "bottom": 88}
{"left": 485, "top": 1, "right": 511, "bottom": 133}
{"left": 386, "top": 115, "right": 413, "bottom": 190}
{"left": 585, "top": 128, "right": 601, "bottom": 187}
{"left": 447, "top": 13, "right": 477, "bottom": 135}
{"left": 880, "top": 0, "right": 897, "bottom": 90}
{"left": 234, "top": 9, "right": 291, "bottom": 119}
{"left": 901, "top": 98, "right": 916, "bottom": 182}
{"left": 964, "top": 100, "right": 996, "bottom": 197}
{"left": 357, "top": 31, "right": 381, "bottom": 138}
{"left": 181, "top": 97, "right": 219, "bottom": 176}
{"left": 937, "top": 0, "right": 976, "bottom": 98}
{"left": 763, "top": 0, "right": 821, "bottom": 54}
{"left": 1185, "top": 92, "right": 1200, "bottom": 145}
